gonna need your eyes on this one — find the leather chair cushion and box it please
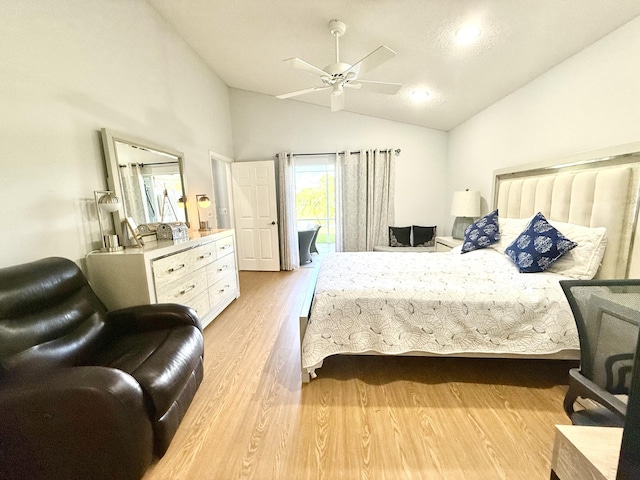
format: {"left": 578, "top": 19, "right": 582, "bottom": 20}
{"left": 90, "top": 325, "right": 204, "bottom": 420}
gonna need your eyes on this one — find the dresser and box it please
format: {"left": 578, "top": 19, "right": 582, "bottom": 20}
{"left": 86, "top": 229, "right": 239, "bottom": 328}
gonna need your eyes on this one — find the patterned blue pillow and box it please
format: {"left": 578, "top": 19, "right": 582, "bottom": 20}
{"left": 504, "top": 212, "right": 578, "bottom": 273}
{"left": 461, "top": 209, "right": 500, "bottom": 253}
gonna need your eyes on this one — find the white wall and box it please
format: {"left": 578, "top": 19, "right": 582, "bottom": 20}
{"left": 0, "top": 0, "right": 233, "bottom": 268}
{"left": 229, "top": 89, "right": 448, "bottom": 230}
{"left": 448, "top": 15, "right": 640, "bottom": 231}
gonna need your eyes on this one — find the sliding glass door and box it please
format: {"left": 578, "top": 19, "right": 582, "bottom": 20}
{"left": 294, "top": 155, "right": 335, "bottom": 254}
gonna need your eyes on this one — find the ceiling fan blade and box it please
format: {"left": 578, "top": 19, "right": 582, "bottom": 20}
{"left": 343, "top": 46, "right": 396, "bottom": 78}
{"left": 283, "top": 57, "right": 328, "bottom": 77}
{"left": 330, "top": 91, "right": 345, "bottom": 112}
{"left": 346, "top": 80, "right": 402, "bottom": 95}
{"left": 276, "top": 86, "right": 331, "bottom": 99}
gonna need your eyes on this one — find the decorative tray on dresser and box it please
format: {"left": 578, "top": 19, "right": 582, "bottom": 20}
{"left": 86, "top": 229, "right": 239, "bottom": 328}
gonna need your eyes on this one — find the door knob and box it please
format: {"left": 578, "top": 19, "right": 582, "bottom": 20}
{"left": 271, "top": 221, "right": 277, "bottom": 225}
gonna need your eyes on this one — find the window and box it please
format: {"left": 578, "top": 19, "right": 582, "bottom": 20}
{"left": 294, "top": 155, "right": 336, "bottom": 254}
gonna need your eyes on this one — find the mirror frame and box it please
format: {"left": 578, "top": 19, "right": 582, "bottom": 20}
{"left": 100, "top": 128, "right": 189, "bottom": 242}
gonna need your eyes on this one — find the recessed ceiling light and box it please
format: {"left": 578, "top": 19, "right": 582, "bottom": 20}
{"left": 411, "top": 90, "right": 430, "bottom": 101}
{"left": 456, "top": 25, "right": 481, "bottom": 45}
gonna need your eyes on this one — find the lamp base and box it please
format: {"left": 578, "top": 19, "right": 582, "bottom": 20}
{"left": 101, "top": 234, "right": 124, "bottom": 252}
{"left": 452, "top": 217, "right": 474, "bottom": 240}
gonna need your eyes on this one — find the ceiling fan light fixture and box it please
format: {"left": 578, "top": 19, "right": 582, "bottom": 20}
{"left": 456, "top": 25, "right": 481, "bottom": 45}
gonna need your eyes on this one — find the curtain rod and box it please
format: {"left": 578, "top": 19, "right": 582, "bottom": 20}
{"left": 277, "top": 148, "right": 401, "bottom": 158}
{"left": 118, "top": 161, "right": 180, "bottom": 167}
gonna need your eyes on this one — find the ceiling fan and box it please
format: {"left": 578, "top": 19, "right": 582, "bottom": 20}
{"left": 276, "top": 19, "right": 402, "bottom": 112}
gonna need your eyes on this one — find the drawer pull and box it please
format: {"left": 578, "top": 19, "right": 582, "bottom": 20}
{"left": 219, "top": 244, "right": 231, "bottom": 250}
{"left": 217, "top": 265, "right": 228, "bottom": 272}
{"left": 180, "top": 284, "right": 196, "bottom": 295}
{"left": 219, "top": 284, "right": 230, "bottom": 293}
{"left": 199, "top": 252, "right": 212, "bottom": 259}
{"left": 168, "top": 263, "right": 186, "bottom": 273}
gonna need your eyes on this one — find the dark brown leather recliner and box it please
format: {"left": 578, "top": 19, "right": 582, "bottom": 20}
{"left": 0, "top": 257, "right": 205, "bottom": 480}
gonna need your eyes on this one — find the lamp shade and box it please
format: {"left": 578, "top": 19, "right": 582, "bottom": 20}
{"left": 97, "top": 191, "right": 121, "bottom": 213}
{"left": 450, "top": 190, "right": 480, "bottom": 217}
{"left": 197, "top": 194, "right": 211, "bottom": 208}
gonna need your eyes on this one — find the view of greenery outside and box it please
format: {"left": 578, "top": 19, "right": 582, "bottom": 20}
{"left": 295, "top": 161, "right": 336, "bottom": 251}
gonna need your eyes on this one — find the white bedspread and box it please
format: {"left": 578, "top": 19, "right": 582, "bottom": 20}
{"left": 301, "top": 249, "right": 579, "bottom": 372}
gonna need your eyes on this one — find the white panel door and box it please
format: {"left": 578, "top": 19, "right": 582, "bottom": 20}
{"left": 231, "top": 160, "right": 280, "bottom": 271}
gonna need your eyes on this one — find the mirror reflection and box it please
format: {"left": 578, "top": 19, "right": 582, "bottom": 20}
{"left": 115, "top": 142, "right": 186, "bottom": 225}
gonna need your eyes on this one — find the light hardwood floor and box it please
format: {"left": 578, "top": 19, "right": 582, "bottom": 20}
{"left": 143, "top": 268, "right": 575, "bottom": 480}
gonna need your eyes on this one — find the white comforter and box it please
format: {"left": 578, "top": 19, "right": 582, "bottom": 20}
{"left": 301, "top": 249, "right": 579, "bottom": 372}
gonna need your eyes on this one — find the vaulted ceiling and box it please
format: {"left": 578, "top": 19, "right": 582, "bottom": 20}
{"left": 148, "top": 0, "right": 640, "bottom": 131}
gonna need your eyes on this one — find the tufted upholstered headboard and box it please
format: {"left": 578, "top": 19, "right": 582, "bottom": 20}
{"left": 493, "top": 144, "right": 640, "bottom": 279}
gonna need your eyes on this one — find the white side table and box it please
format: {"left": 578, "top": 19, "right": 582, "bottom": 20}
{"left": 550, "top": 425, "right": 621, "bottom": 480}
{"left": 434, "top": 236, "right": 463, "bottom": 252}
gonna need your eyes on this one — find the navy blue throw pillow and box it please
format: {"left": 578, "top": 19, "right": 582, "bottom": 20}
{"left": 504, "top": 212, "right": 578, "bottom": 273}
{"left": 461, "top": 209, "right": 500, "bottom": 253}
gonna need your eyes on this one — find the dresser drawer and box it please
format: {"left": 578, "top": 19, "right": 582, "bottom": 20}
{"left": 156, "top": 268, "right": 207, "bottom": 304}
{"left": 183, "top": 290, "right": 210, "bottom": 319}
{"left": 206, "top": 254, "right": 237, "bottom": 286}
{"left": 208, "top": 272, "right": 238, "bottom": 306}
{"left": 152, "top": 248, "right": 197, "bottom": 290}
{"left": 215, "top": 236, "right": 234, "bottom": 256}
{"left": 193, "top": 241, "right": 217, "bottom": 269}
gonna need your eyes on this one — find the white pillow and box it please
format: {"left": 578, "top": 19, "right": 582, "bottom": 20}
{"left": 490, "top": 216, "right": 533, "bottom": 252}
{"left": 544, "top": 220, "right": 607, "bottom": 279}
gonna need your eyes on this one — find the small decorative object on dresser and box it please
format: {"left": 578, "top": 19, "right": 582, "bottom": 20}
{"left": 435, "top": 236, "right": 463, "bottom": 252}
{"left": 156, "top": 222, "right": 188, "bottom": 241}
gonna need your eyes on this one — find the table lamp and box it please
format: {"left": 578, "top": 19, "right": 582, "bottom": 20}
{"left": 450, "top": 189, "right": 480, "bottom": 240}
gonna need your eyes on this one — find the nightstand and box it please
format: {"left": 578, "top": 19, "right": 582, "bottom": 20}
{"left": 435, "top": 236, "right": 463, "bottom": 252}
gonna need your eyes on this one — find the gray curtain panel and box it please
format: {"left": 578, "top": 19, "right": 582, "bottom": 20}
{"left": 337, "top": 149, "right": 396, "bottom": 252}
{"left": 277, "top": 152, "right": 300, "bottom": 270}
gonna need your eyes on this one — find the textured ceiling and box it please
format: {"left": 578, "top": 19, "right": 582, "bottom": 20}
{"left": 148, "top": 0, "right": 640, "bottom": 131}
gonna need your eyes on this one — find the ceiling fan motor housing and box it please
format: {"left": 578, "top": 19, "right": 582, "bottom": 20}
{"left": 323, "top": 62, "right": 352, "bottom": 76}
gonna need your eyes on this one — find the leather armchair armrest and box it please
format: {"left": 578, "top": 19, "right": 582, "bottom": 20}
{"left": 106, "top": 303, "right": 203, "bottom": 335}
{"left": 0, "top": 366, "right": 153, "bottom": 480}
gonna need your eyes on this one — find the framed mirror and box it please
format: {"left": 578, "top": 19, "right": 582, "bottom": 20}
{"left": 100, "top": 128, "right": 189, "bottom": 242}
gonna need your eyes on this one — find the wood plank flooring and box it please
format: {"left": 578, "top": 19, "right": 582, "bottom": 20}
{"left": 143, "top": 268, "right": 575, "bottom": 480}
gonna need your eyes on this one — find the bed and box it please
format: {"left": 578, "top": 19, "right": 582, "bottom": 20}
{"left": 299, "top": 144, "right": 640, "bottom": 382}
